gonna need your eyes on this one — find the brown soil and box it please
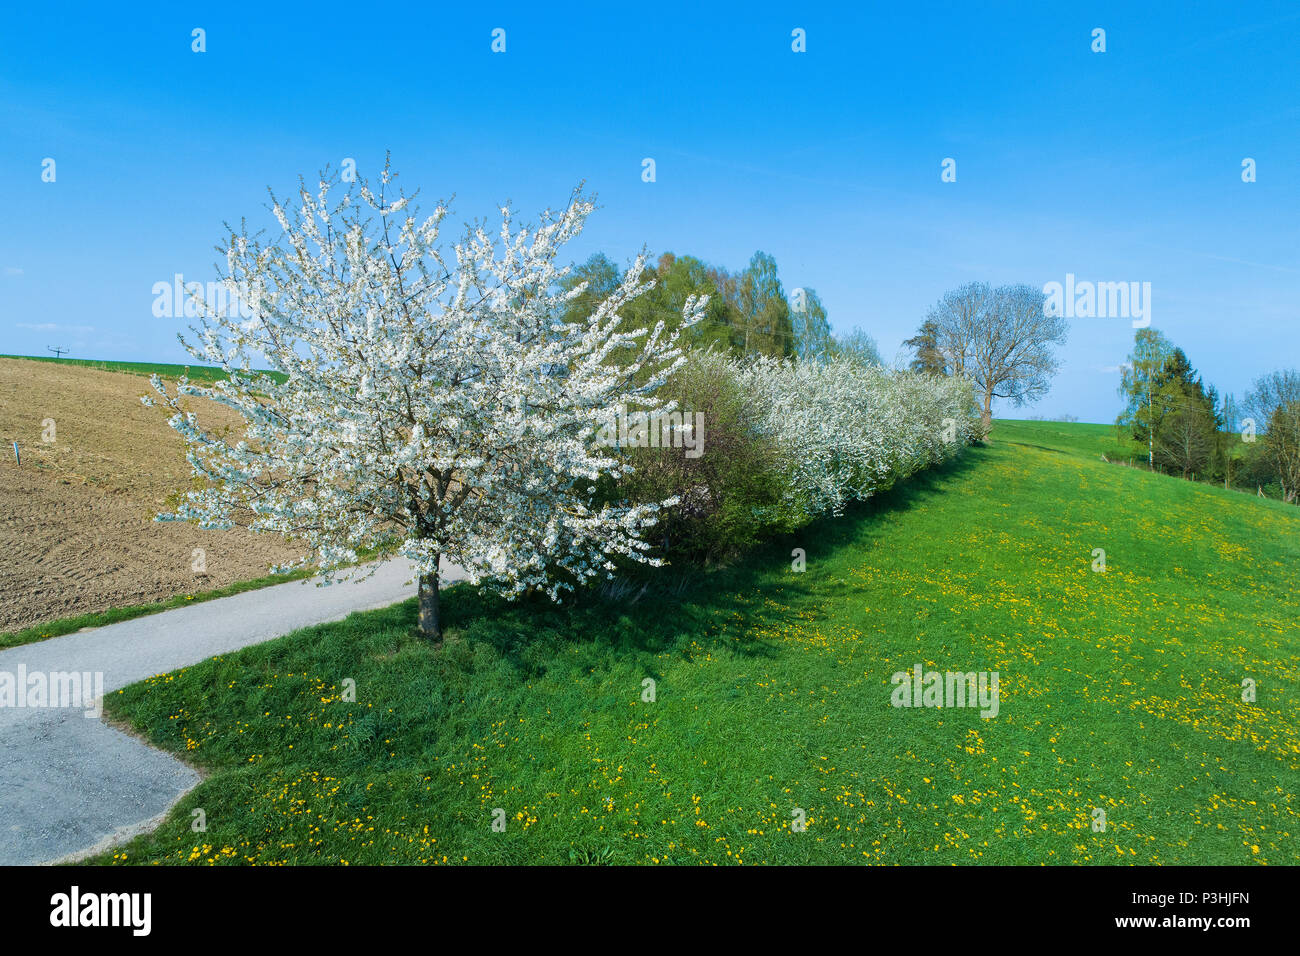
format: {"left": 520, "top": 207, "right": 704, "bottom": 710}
{"left": 0, "top": 358, "right": 302, "bottom": 632}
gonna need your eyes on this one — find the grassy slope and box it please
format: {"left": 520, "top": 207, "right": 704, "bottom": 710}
{"left": 96, "top": 421, "right": 1299, "bottom": 865}
{"left": 994, "top": 419, "right": 1141, "bottom": 460}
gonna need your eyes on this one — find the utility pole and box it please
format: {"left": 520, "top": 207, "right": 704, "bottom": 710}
{"left": 1143, "top": 355, "right": 1155, "bottom": 470}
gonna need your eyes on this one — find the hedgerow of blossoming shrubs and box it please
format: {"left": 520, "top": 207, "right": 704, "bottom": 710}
{"left": 611, "top": 349, "right": 979, "bottom": 563}
{"left": 605, "top": 350, "right": 794, "bottom": 563}
{"left": 738, "top": 355, "right": 980, "bottom": 519}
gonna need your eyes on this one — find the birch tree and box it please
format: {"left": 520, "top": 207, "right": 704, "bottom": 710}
{"left": 1118, "top": 328, "right": 1174, "bottom": 469}
{"left": 147, "top": 161, "right": 706, "bottom": 641}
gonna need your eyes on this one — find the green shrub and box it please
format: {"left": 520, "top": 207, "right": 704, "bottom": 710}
{"left": 612, "top": 351, "right": 793, "bottom": 564}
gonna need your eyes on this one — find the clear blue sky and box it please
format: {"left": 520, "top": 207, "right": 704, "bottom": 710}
{"left": 2, "top": 1, "right": 1297, "bottom": 423}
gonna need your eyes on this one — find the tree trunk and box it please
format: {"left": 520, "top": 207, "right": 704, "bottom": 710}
{"left": 980, "top": 391, "right": 993, "bottom": 435}
{"left": 1147, "top": 393, "right": 1154, "bottom": 469}
{"left": 418, "top": 568, "right": 441, "bottom": 643}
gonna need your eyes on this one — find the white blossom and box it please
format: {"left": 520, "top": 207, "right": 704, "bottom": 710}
{"left": 149, "top": 159, "right": 706, "bottom": 615}
{"left": 728, "top": 353, "right": 978, "bottom": 520}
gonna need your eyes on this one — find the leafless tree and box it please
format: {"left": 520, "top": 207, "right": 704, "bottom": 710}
{"left": 929, "top": 282, "right": 1067, "bottom": 431}
{"left": 1155, "top": 407, "right": 1213, "bottom": 479}
{"left": 929, "top": 282, "right": 987, "bottom": 380}
{"left": 1246, "top": 369, "right": 1300, "bottom": 503}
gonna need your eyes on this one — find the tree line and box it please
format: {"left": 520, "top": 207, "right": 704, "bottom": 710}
{"left": 559, "top": 250, "right": 882, "bottom": 366}
{"left": 1116, "top": 329, "right": 1300, "bottom": 502}
{"left": 588, "top": 253, "right": 1300, "bottom": 504}
{"left": 891, "top": 284, "right": 1300, "bottom": 506}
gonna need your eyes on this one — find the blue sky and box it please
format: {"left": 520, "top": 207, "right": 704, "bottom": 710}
{"left": 2, "top": 1, "right": 1297, "bottom": 423}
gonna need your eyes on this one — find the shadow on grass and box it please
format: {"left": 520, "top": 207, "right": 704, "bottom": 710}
{"left": 94, "top": 446, "right": 991, "bottom": 853}
{"left": 996, "top": 441, "right": 1068, "bottom": 456}
{"left": 435, "top": 448, "right": 987, "bottom": 676}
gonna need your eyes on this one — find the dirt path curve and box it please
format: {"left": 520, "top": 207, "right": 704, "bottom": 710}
{"left": 0, "top": 558, "right": 463, "bottom": 864}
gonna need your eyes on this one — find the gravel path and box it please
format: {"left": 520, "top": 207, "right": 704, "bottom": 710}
{"left": 0, "top": 559, "right": 459, "bottom": 864}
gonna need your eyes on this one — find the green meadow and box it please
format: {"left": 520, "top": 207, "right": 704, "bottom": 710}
{"left": 95, "top": 421, "right": 1299, "bottom": 865}
{"left": 0, "top": 354, "right": 283, "bottom": 383}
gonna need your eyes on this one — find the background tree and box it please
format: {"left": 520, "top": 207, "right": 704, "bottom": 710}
{"left": 1118, "top": 332, "right": 1221, "bottom": 476}
{"left": 568, "top": 250, "right": 807, "bottom": 361}
{"left": 929, "top": 282, "right": 988, "bottom": 381}
{"left": 149, "top": 164, "right": 706, "bottom": 642}
{"left": 653, "top": 253, "right": 739, "bottom": 354}
{"left": 1152, "top": 347, "right": 1218, "bottom": 479}
{"left": 1117, "top": 328, "right": 1174, "bottom": 469}
{"left": 829, "top": 327, "right": 883, "bottom": 366}
{"left": 790, "top": 286, "right": 833, "bottom": 361}
{"left": 1155, "top": 407, "right": 1214, "bottom": 479}
{"left": 929, "top": 282, "right": 1066, "bottom": 431}
{"left": 1222, "top": 392, "right": 1241, "bottom": 434}
{"left": 564, "top": 252, "right": 735, "bottom": 363}
{"left": 1245, "top": 369, "right": 1300, "bottom": 503}
{"left": 706, "top": 264, "right": 740, "bottom": 346}
{"left": 902, "top": 317, "right": 946, "bottom": 375}
{"left": 736, "top": 251, "right": 794, "bottom": 358}
{"left": 559, "top": 253, "right": 621, "bottom": 326}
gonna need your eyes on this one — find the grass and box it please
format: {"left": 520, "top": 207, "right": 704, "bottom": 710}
{"left": 92, "top": 422, "right": 1299, "bottom": 865}
{"left": 992, "top": 418, "right": 1143, "bottom": 462}
{"left": 2, "top": 569, "right": 313, "bottom": 650}
{"left": 0, "top": 354, "right": 284, "bottom": 383}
